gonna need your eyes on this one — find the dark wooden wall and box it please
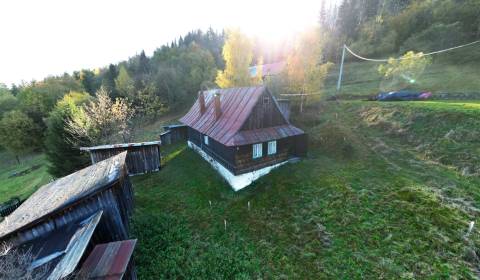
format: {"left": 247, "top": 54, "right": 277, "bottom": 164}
{"left": 161, "top": 125, "right": 188, "bottom": 145}
{"left": 234, "top": 137, "right": 294, "bottom": 175}
{"left": 188, "top": 129, "right": 307, "bottom": 176}
{"left": 241, "top": 91, "right": 287, "bottom": 131}
{"left": 188, "top": 127, "right": 236, "bottom": 172}
{"left": 88, "top": 145, "right": 161, "bottom": 175}
{"left": 11, "top": 169, "right": 134, "bottom": 245}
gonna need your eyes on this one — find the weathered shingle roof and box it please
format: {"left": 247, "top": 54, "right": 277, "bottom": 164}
{"left": 80, "top": 239, "right": 137, "bottom": 280}
{"left": 80, "top": 141, "right": 161, "bottom": 151}
{"left": 180, "top": 86, "right": 304, "bottom": 146}
{"left": 0, "top": 152, "right": 127, "bottom": 239}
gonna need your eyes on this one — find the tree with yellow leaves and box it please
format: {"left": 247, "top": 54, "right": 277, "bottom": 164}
{"left": 285, "top": 28, "right": 332, "bottom": 113}
{"left": 215, "top": 29, "right": 261, "bottom": 88}
{"left": 378, "top": 51, "right": 431, "bottom": 91}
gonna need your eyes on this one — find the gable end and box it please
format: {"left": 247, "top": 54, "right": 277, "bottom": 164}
{"left": 241, "top": 88, "right": 288, "bottom": 131}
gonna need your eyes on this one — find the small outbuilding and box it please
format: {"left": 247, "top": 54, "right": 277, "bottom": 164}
{"left": 81, "top": 141, "right": 161, "bottom": 176}
{"left": 180, "top": 86, "right": 306, "bottom": 191}
{"left": 0, "top": 152, "right": 136, "bottom": 279}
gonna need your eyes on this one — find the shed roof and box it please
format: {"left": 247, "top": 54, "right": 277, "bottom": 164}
{"left": 0, "top": 152, "right": 127, "bottom": 239}
{"left": 80, "top": 141, "right": 161, "bottom": 151}
{"left": 180, "top": 86, "right": 303, "bottom": 146}
{"left": 80, "top": 239, "right": 137, "bottom": 279}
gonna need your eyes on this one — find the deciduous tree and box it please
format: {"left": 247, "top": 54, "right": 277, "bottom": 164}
{"left": 215, "top": 29, "right": 256, "bottom": 88}
{"left": 0, "top": 110, "right": 42, "bottom": 162}
{"left": 67, "top": 87, "right": 135, "bottom": 145}
{"left": 285, "top": 29, "right": 332, "bottom": 112}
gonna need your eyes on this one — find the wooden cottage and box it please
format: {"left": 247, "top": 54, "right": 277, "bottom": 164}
{"left": 180, "top": 86, "right": 306, "bottom": 190}
{"left": 0, "top": 152, "right": 136, "bottom": 279}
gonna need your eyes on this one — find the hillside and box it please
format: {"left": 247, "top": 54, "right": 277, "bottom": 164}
{"left": 130, "top": 100, "right": 480, "bottom": 279}
{"left": 323, "top": 47, "right": 480, "bottom": 98}
{"left": 0, "top": 152, "right": 50, "bottom": 204}
{"left": 0, "top": 99, "right": 478, "bottom": 278}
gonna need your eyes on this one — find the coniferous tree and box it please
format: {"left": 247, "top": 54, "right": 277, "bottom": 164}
{"left": 102, "top": 64, "right": 119, "bottom": 98}
{"left": 45, "top": 92, "right": 91, "bottom": 177}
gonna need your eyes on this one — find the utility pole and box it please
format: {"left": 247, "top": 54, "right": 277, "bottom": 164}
{"left": 336, "top": 44, "right": 346, "bottom": 93}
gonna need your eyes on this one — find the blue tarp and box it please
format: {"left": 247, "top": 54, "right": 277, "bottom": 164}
{"left": 377, "top": 90, "right": 432, "bottom": 101}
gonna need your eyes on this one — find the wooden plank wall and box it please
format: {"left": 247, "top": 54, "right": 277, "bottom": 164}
{"left": 241, "top": 91, "right": 286, "bottom": 130}
{"left": 160, "top": 126, "right": 188, "bottom": 145}
{"left": 9, "top": 168, "right": 134, "bottom": 245}
{"left": 234, "top": 137, "right": 292, "bottom": 175}
{"left": 89, "top": 145, "right": 161, "bottom": 175}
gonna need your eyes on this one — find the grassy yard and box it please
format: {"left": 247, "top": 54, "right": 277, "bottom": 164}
{"left": 0, "top": 152, "right": 51, "bottom": 204}
{"left": 130, "top": 100, "right": 480, "bottom": 279}
{"left": 0, "top": 98, "right": 478, "bottom": 278}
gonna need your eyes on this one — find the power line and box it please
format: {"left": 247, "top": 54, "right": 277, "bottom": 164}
{"left": 344, "top": 39, "right": 480, "bottom": 62}
{"left": 336, "top": 39, "right": 480, "bottom": 92}
{"left": 280, "top": 93, "right": 323, "bottom": 97}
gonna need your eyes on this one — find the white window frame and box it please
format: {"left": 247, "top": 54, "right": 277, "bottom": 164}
{"left": 268, "top": 140, "right": 277, "bottom": 155}
{"left": 252, "top": 143, "right": 263, "bottom": 159}
{"left": 204, "top": 135, "right": 209, "bottom": 145}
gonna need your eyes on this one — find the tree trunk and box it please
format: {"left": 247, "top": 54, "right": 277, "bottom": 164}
{"left": 15, "top": 155, "right": 20, "bottom": 165}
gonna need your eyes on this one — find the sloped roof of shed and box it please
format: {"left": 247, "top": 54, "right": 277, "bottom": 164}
{"left": 80, "top": 239, "right": 137, "bottom": 280}
{"left": 0, "top": 152, "right": 127, "bottom": 239}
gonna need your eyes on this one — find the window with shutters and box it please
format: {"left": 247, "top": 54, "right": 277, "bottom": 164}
{"left": 268, "top": 140, "right": 277, "bottom": 155}
{"left": 252, "top": 143, "right": 263, "bottom": 159}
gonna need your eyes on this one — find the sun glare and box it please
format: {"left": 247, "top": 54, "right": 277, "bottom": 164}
{"left": 221, "top": 0, "right": 322, "bottom": 44}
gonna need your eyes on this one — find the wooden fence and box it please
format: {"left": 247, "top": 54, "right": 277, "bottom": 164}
{"left": 81, "top": 141, "right": 161, "bottom": 176}
{"left": 0, "top": 197, "right": 21, "bottom": 217}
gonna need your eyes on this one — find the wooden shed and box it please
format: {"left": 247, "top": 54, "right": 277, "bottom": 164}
{"left": 160, "top": 124, "right": 188, "bottom": 145}
{"left": 0, "top": 152, "right": 136, "bottom": 279}
{"left": 180, "top": 86, "right": 307, "bottom": 191}
{"left": 81, "top": 141, "right": 161, "bottom": 175}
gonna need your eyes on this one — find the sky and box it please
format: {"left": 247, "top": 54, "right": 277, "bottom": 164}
{"left": 0, "top": 0, "right": 325, "bottom": 86}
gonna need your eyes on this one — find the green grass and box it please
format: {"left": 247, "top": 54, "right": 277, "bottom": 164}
{"left": 130, "top": 100, "right": 480, "bottom": 279}
{"left": 131, "top": 110, "right": 187, "bottom": 142}
{"left": 0, "top": 152, "right": 51, "bottom": 204}
{"left": 323, "top": 59, "right": 480, "bottom": 97}
{"left": 0, "top": 96, "right": 478, "bottom": 278}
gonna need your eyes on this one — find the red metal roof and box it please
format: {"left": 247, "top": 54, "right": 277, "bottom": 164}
{"left": 80, "top": 239, "right": 137, "bottom": 280}
{"left": 180, "top": 86, "right": 261, "bottom": 145}
{"left": 180, "top": 86, "right": 304, "bottom": 146}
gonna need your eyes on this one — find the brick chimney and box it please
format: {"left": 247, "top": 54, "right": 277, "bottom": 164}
{"left": 214, "top": 92, "right": 222, "bottom": 120}
{"left": 198, "top": 91, "right": 206, "bottom": 115}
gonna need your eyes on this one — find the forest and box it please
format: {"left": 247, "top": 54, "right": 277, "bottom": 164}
{"left": 0, "top": 0, "right": 479, "bottom": 178}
